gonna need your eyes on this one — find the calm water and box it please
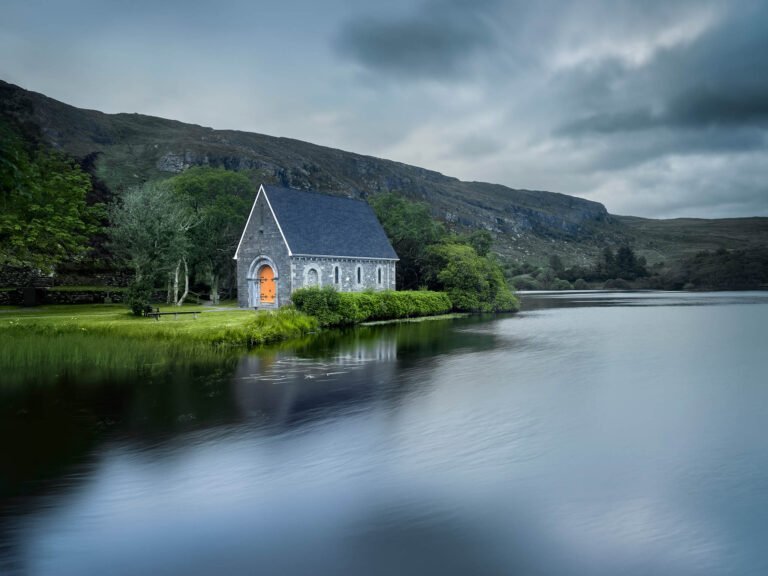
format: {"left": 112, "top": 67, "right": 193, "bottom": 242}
{"left": 2, "top": 291, "right": 768, "bottom": 575}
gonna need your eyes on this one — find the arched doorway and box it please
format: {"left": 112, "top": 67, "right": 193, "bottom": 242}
{"left": 259, "top": 265, "right": 276, "bottom": 304}
{"left": 247, "top": 257, "right": 279, "bottom": 308}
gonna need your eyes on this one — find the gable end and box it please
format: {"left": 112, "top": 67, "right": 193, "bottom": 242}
{"left": 234, "top": 184, "right": 292, "bottom": 260}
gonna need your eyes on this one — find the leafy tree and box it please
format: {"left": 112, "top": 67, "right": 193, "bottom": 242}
{"left": 168, "top": 167, "right": 254, "bottom": 303}
{"left": 615, "top": 245, "right": 647, "bottom": 280}
{"left": 427, "top": 243, "right": 518, "bottom": 312}
{"left": 548, "top": 254, "right": 564, "bottom": 275}
{"left": 510, "top": 274, "right": 541, "bottom": 290}
{"left": 536, "top": 267, "right": 557, "bottom": 289}
{"left": 371, "top": 192, "right": 517, "bottom": 311}
{"left": 591, "top": 245, "right": 647, "bottom": 281}
{"left": 370, "top": 192, "right": 445, "bottom": 289}
{"left": 467, "top": 230, "right": 493, "bottom": 257}
{"left": 598, "top": 246, "right": 617, "bottom": 279}
{"left": 109, "top": 181, "right": 197, "bottom": 312}
{"left": 0, "top": 124, "right": 98, "bottom": 273}
{"left": 677, "top": 247, "right": 768, "bottom": 290}
{"left": 573, "top": 278, "right": 589, "bottom": 290}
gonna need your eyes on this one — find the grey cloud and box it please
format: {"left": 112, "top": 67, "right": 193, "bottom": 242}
{"left": 557, "top": 1, "right": 768, "bottom": 138}
{"left": 667, "top": 87, "right": 768, "bottom": 128}
{"left": 335, "top": 0, "right": 498, "bottom": 79}
{"left": 571, "top": 127, "right": 767, "bottom": 174}
{"left": 447, "top": 135, "right": 504, "bottom": 159}
{"left": 602, "top": 166, "right": 768, "bottom": 219}
{"left": 560, "top": 86, "right": 768, "bottom": 137}
{"left": 559, "top": 109, "right": 659, "bottom": 135}
{"left": 5, "top": 0, "right": 768, "bottom": 218}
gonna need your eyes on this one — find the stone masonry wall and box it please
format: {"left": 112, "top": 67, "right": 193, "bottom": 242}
{"left": 236, "top": 188, "right": 398, "bottom": 308}
{"left": 291, "top": 257, "right": 396, "bottom": 295}
{"left": 236, "top": 191, "right": 291, "bottom": 308}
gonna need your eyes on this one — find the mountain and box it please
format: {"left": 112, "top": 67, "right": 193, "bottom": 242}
{"left": 1, "top": 79, "right": 766, "bottom": 268}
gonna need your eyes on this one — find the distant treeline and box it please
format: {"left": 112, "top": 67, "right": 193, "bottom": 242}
{"left": 509, "top": 246, "right": 768, "bottom": 291}
{"left": 667, "top": 247, "right": 768, "bottom": 290}
{"left": 3, "top": 115, "right": 765, "bottom": 299}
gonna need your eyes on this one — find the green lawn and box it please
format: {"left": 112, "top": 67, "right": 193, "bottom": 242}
{"left": 0, "top": 302, "right": 317, "bottom": 348}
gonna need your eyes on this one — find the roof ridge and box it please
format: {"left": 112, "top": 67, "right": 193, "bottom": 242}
{"left": 264, "top": 184, "right": 370, "bottom": 205}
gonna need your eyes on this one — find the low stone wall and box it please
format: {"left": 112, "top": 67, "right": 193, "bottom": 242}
{"left": 0, "top": 290, "right": 20, "bottom": 306}
{"left": 0, "top": 269, "right": 53, "bottom": 288}
{"left": 54, "top": 272, "right": 132, "bottom": 287}
{"left": 0, "top": 267, "right": 131, "bottom": 289}
{"left": 45, "top": 290, "right": 126, "bottom": 305}
{"left": 0, "top": 289, "right": 127, "bottom": 306}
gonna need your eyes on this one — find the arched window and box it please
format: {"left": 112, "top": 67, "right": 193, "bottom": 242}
{"left": 356, "top": 265, "right": 362, "bottom": 285}
{"left": 334, "top": 266, "right": 340, "bottom": 285}
{"left": 307, "top": 267, "right": 319, "bottom": 287}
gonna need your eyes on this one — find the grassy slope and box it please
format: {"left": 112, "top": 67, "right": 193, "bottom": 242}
{"left": 2, "top": 79, "right": 766, "bottom": 270}
{"left": 0, "top": 79, "right": 616, "bottom": 264}
{"left": 0, "top": 304, "right": 317, "bottom": 348}
{"left": 617, "top": 216, "right": 768, "bottom": 264}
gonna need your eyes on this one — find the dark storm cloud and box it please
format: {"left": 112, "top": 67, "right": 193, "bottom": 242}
{"left": 4, "top": 0, "right": 767, "bottom": 217}
{"left": 335, "top": 0, "right": 498, "bottom": 79}
{"left": 558, "top": 1, "right": 768, "bottom": 138}
{"left": 668, "top": 87, "right": 768, "bottom": 128}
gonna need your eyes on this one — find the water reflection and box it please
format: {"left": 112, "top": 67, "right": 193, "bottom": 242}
{"left": 233, "top": 319, "right": 498, "bottom": 430}
{"left": 520, "top": 290, "right": 768, "bottom": 310}
{"left": 2, "top": 295, "right": 768, "bottom": 575}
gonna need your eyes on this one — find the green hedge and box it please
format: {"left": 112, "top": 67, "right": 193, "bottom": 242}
{"left": 291, "top": 287, "right": 453, "bottom": 327}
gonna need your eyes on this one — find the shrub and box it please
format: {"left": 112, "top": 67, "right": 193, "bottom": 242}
{"left": 126, "top": 279, "right": 153, "bottom": 316}
{"left": 428, "top": 243, "right": 519, "bottom": 312}
{"left": 292, "top": 288, "right": 452, "bottom": 327}
{"left": 510, "top": 274, "right": 541, "bottom": 290}
{"left": 290, "top": 286, "right": 343, "bottom": 326}
{"left": 551, "top": 278, "right": 573, "bottom": 290}
{"left": 573, "top": 278, "right": 589, "bottom": 290}
{"left": 603, "top": 278, "right": 632, "bottom": 290}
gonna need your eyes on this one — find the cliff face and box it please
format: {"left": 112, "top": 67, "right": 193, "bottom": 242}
{"left": 3, "top": 79, "right": 764, "bottom": 266}
{"left": 0, "top": 80, "right": 611, "bottom": 258}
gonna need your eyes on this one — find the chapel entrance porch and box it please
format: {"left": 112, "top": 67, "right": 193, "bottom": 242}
{"left": 247, "top": 258, "right": 278, "bottom": 308}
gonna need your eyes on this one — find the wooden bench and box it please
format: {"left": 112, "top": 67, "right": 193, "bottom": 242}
{"left": 144, "top": 308, "right": 200, "bottom": 321}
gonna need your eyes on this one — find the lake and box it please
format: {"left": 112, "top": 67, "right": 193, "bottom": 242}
{"left": 2, "top": 291, "right": 767, "bottom": 575}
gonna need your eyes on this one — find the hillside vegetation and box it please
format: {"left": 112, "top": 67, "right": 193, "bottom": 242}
{"left": 2, "top": 79, "right": 767, "bottom": 283}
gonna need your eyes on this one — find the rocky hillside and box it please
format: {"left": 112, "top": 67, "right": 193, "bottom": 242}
{"left": 2, "top": 79, "right": 765, "bottom": 267}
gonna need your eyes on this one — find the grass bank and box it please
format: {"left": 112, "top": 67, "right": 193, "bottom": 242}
{"left": 0, "top": 287, "right": 504, "bottom": 358}
{"left": 0, "top": 303, "right": 318, "bottom": 350}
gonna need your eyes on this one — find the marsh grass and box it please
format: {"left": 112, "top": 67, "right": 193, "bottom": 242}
{"left": 0, "top": 305, "right": 319, "bottom": 383}
{"left": 0, "top": 331, "right": 229, "bottom": 387}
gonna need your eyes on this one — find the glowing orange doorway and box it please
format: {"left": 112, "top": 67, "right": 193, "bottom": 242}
{"left": 259, "top": 265, "right": 275, "bottom": 303}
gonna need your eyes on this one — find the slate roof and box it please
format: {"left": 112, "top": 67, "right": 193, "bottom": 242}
{"left": 263, "top": 185, "right": 398, "bottom": 260}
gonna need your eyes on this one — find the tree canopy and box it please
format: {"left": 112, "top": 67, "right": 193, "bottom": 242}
{"left": 167, "top": 167, "right": 254, "bottom": 303}
{"left": 370, "top": 192, "right": 445, "bottom": 290}
{"left": 0, "top": 124, "right": 98, "bottom": 273}
{"left": 109, "top": 181, "right": 196, "bottom": 283}
{"left": 371, "top": 192, "right": 518, "bottom": 312}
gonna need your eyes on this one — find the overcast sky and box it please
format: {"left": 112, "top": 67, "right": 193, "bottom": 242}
{"left": 2, "top": 0, "right": 767, "bottom": 218}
